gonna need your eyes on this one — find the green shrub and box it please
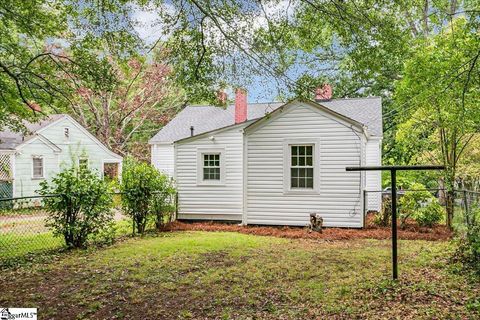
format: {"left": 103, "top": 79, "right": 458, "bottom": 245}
{"left": 120, "top": 157, "right": 176, "bottom": 234}
{"left": 398, "top": 183, "right": 434, "bottom": 228}
{"left": 453, "top": 207, "right": 480, "bottom": 275}
{"left": 39, "top": 166, "right": 114, "bottom": 248}
{"left": 413, "top": 201, "right": 444, "bottom": 227}
{"left": 151, "top": 175, "right": 176, "bottom": 229}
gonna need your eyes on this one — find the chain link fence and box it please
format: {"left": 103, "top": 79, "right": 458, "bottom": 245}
{"left": 364, "top": 188, "right": 480, "bottom": 229}
{"left": 0, "top": 192, "right": 176, "bottom": 264}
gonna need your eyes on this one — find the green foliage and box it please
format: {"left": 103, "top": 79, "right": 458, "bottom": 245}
{"left": 454, "top": 207, "right": 480, "bottom": 275}
{"left": 0, "top": 0, "right": 140, "bottom": 130}
{"left": 38, "top": 166, "right": 114, "bottom": 248}
{"left": 398, "top": 183, "right": 435, "bottom": 228}
{"left": 414, "top": 201, "right": 444, "bottom": 227}
{"left": 120, "top": 157, "right": 176, "bottom": 234}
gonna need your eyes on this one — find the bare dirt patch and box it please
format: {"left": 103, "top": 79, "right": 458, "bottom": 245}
{"left": 164, "top": 220, "right": 452, "bottom": 241}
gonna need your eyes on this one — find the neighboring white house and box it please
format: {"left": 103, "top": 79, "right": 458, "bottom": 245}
{"left": 149, "top": 88, "right": 382, "bottom": 228}
{"left": 0, "top": 114, "right": 122, "bottom": 198}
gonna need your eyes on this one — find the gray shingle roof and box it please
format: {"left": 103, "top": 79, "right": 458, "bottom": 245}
{"left": 0, "top": 114, "right": 66, "bottom": 150}
{"left": 149, "top": 97, "right": 382, "bottom": 143}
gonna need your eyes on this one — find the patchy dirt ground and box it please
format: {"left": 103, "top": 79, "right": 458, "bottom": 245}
{"left": 1, "top": 232, "right": 477, "bottom": 319}
{"left": 164, "top": 219, "right": 452, "bottom": 241}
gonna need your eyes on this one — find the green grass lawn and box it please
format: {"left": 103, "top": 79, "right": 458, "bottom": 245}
{"left": 0, "top": 231, "right": 478, "bottom": 319}
{"left": 0, "top": 219, "right": 133, "bottom": 262}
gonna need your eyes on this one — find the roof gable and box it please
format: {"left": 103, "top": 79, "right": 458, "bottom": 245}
{"left": 0, "top": 115, "right": 65, "bottom": 150}
{"left": 49, "top": 115, "right": 122, "bottom": 160}
{"left": 244, "top": 100, "right": 366, "bottom": 135}
{"left": 0, "top": 115, "right": 122, "bottom": 160}
{"left": 149, "top": 97, "right": 382, "bottom": 144}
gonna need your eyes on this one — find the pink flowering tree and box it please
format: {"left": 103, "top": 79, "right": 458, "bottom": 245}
{"left": 69, "top": 54, "right": 183, "bottom": 159}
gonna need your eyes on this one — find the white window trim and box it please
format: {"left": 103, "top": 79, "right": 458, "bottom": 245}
{"left": 283, "top": 139, "right": 320, "bottom": 195}
{"left": 32, "top": 156, "right": 45, "bottom": 180}
{"left": 196, "top": 147, "right": 225, "bottom": 186}
{"left": 101, "top": 159, "right": 122, "bottom": 180}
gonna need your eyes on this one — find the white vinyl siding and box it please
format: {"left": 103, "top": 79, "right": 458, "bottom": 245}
{"left": 151, "top": 144, "right": 175, "bottom": 177}
{"left": 246, "top": 102, "right": 364, "bottom": 228}
{"left": 13, "top": 116, "right": 122, "bottom": 197}
{"left": 14, "top": 140, "right": 59, "bottom": 197}
{"left": 175, "top": 124, "right": 247, "bottom": 221}
{"left": 365, "top": 138, "right": 382, "bottom": 211}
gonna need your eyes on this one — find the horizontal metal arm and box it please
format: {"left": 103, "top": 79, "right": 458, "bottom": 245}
{"left": 346, "top": 165, "right": 445, "bottom": 171}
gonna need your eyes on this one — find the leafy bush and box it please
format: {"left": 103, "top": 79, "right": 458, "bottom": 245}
{"left": 120, "top": 157, "right": 176, "bottom": 234}
{"left": 398, "top": 183, "right": 435, "bottom": 228}
{"left": 39, "top": 167, "right": 114, "bottom": 248}
{"left": 151, "top": 175, "right": 176, "bottom": 229}
{"left": 453, "top": 207, "right": 480, "bottom": 275}
{"left": 413, "top": 201, "right": 444, "bottom": 227}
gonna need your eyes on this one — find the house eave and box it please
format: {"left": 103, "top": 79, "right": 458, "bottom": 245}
{"left": 174, "top": 119, "right": 256, "bottom": 144}
{"left": 244, "top": 99, "right": 367, "bottom": 135}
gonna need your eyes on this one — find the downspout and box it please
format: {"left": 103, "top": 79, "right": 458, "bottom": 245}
{"left": 241, "top": 128, "right": 248, "bottom": 225}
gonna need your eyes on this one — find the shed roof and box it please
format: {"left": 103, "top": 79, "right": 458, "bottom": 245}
{"left": 0, "top": 115, "right": 65, "bottom": 150}
{"left": 149, "top": 97, "right": 382, "bottom": 144}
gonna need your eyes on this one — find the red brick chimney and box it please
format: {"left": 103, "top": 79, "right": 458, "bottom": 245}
{"left": 235, "top": 88, "right": 247, "bottom": 124}
{"left": 315, "top": 84, "right": 333, "bottom": 102}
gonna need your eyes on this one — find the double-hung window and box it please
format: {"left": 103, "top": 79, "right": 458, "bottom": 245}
{"left": 32, "top": 156, "right": 44, "bottom": 179}
{"left": 203, "top": 154, "right": 220, "bottom": 180}
{"left": 290, "top": 145, "right": 314, "bottom": 189}
{"left": 197, "top": 148, "right": 224, "bottom": 185}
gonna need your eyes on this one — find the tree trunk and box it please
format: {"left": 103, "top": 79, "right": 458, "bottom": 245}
{"left": 445, "top": 189, "right": 455, "bottom": 230}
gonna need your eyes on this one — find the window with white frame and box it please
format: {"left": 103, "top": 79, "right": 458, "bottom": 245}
{"left": 32, "top": 157, "right": 44, "bottom": 179}
{"left": 203, "top": 154, "right": 220, "bottom": 180}
{"left": 290, "top": 145, "right": 314, "bottom": 189}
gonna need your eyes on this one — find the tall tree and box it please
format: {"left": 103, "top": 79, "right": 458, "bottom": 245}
{"left": 144, "top": 0, "right": 479, "bottom": 158}
{"left": 394, "top": 18, "right": 480, "bottom": 228}
{"left": 68, "top": 53, "right": 183, "bottom": 159}
{"left": 0, "top": 0, "right": 141, "bottom": 130}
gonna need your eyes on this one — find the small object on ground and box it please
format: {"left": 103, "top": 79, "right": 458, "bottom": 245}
{"left": 309, "top": 213, "right": 323, "bottom": 233}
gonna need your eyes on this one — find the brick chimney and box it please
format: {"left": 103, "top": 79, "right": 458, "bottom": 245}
{"left": 217, "top": 89, "right": 227, "bottom": 106}
{"left": 315, "top": 84, "right": 332, "bottom": 102}
{"left": 235, "top": 88, "right": 247, "bottom": 124}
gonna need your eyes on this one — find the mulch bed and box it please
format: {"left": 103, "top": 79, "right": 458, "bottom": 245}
{"left": 164, "top": 217, "right": 452, "bottom": 241}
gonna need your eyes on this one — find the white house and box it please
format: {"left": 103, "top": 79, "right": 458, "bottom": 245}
{"left": 149, "top": 87, "right": 382, "bottom": 228}
{"left": 0, "top": 114, "right": 122, "bottom": 198}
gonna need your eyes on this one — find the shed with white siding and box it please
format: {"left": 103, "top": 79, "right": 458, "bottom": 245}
{"left": 0, "top": 114, "right": 122, "bottom": 198}
{"left": 149, "top": 89, "right": 382, "bottom": 228}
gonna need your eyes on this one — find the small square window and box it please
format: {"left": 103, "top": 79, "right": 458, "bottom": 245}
{"left": 203, "top": 154, "right": 220, "bottom": 181}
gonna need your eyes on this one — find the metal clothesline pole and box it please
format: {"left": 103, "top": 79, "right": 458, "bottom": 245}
{"left": 346, "top": 165, "right": 445, "bottom": 280}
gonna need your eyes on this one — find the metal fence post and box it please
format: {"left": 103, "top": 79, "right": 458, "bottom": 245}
{"left": 362, "top": 189, "right": 367, "bottom": 228}
{"left": 463, "top": 190, "right": 470, "bottom": 225}
{"left": 175, "top": 192, "right": 179, "bottom": 221}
